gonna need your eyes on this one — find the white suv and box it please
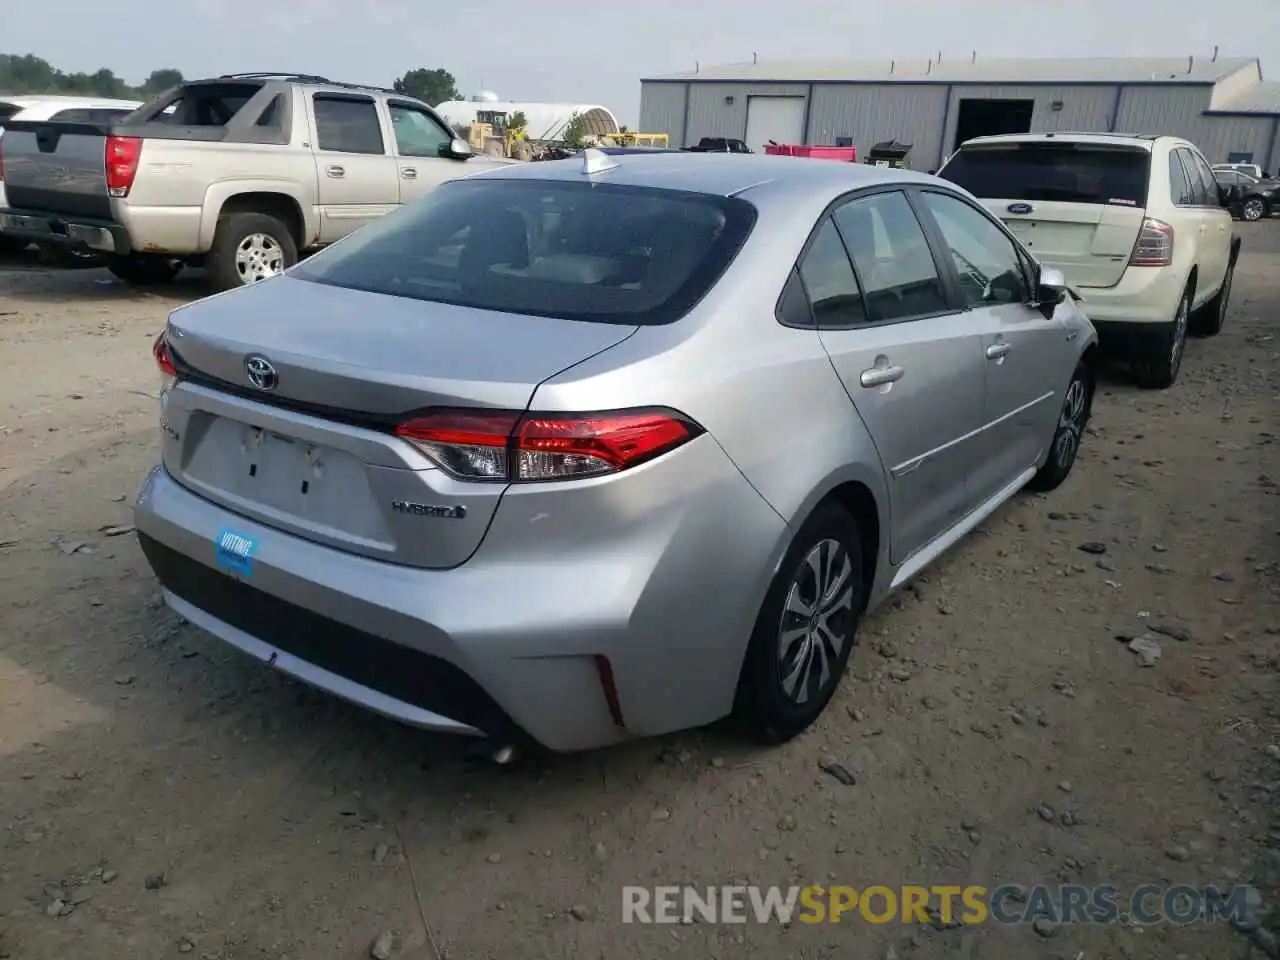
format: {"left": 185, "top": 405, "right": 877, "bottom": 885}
{"left": 938, "top": 133, "right": 1239, "bottom": 389}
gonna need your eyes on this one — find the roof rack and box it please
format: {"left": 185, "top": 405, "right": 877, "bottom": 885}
{"left": 218, "top": 72, "right": 333, "bottom": 83}
{"left": 211, "top": 73, "right": 401, "bottom": 96}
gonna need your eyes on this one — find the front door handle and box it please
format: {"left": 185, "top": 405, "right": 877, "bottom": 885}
{"left": 325, "top": 165, "right": 345, "bottom": 178}
{"left": 859, "top": 364, "right": 905, "bottom": 388}
{"left": 986, "top": 342, "right": 1011, "bottom": 360}
{"left": 401, "top": 167, "right": 417, "bottom": 179}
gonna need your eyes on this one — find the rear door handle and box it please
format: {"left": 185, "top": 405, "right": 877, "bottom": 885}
{"left": 401, "top": 167, "right": 417, "bottom": 179}
{"left": 859, "top": 364, "right": 905, "bottom": 388}
{"left": 986, "top": 342, "right": 1011, "bottom": 360}
{"left": 325, "top": 165, "right": 345, "bottom": 178}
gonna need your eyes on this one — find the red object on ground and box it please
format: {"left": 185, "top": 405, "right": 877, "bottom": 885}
{"left": 763, "top": 144, "right": 857, "bottom": 161}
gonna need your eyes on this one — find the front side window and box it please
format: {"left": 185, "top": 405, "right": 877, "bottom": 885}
{"left": 292, "top": 178, "right": 756, "bottom": 325}
{"left": 920, "top": 191, "right": 1030, "bottom": 307}
{"left": 313, "top": 96, "right": 385, "bottom": 155}
{"left": 389, "top": 103, "right": 452, "bottom": 157}
{"left": 831, "top": 191, "right": 949, "bottom": 323}
{"left": 797, "top": 219, "right": 865, "bottom": 327}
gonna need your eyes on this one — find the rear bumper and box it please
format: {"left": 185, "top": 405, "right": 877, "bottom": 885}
{"left": 133, "top": 445, "right": 786, "bottom": 752}
{"left": 0, "top": 208, "right": 129, "bottom": 254}
{"left": 1073, "top": 264, "right": 1184, "bottom": 327}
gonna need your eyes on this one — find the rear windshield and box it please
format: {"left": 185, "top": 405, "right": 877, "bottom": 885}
{"left": 940, "top": 144, "right": 1150, "bottom": 207}
{"left": 292, "top": 177, "right": 757, "bottom": 325}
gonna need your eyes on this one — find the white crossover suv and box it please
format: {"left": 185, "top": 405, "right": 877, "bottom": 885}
{"left": 939, "top": 132, "right": 1239, "bottom": 389}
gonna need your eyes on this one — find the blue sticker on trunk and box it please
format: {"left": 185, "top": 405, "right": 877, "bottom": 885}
{"left": 215, "top": 528, "right": 257, "bottom": 575}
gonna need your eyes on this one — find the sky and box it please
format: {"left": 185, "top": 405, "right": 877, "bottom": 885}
{"left": 3, "top": 0, "right": 1279, "bottom": 127}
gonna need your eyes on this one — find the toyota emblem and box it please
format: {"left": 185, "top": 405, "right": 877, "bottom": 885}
{"left": 244, "top": 355, "right": 278, "bottom": 391}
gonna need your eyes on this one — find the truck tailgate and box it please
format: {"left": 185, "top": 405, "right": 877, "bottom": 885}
{"left": 0, "top": 120, "right": 112, "bottom": 219}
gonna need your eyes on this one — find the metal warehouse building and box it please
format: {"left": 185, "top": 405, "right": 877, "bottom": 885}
{"left": 639, "top": 55, "right": 1280, "bottom": 172}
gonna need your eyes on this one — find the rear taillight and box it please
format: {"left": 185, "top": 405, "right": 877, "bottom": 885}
{"left": 394, "top": 408, "right": 703, "bottom": 482}
{"left": 1129, "top": 218, "right": 1174, "bottom": 267}
{"left": 153, "top": 332, "right": 177, "bottom": 394}
{"left": 0, "top": 133, "right": 6, "bottom": 182}
{"left": 105, "top": 135, "right": 142, "bottom": 198}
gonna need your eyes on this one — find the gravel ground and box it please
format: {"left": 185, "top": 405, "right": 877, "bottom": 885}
{"left": 0, "top": 229, "right": 1277, "bottom": 960}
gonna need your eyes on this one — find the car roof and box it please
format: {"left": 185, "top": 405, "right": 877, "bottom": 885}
{"left": 957, "top": 131, "right": 1174, "bottom": 151}
{"left": 464, "top": 151, "right": 938, "bottom": 200}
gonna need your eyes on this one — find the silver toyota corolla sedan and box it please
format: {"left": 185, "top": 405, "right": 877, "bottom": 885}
{"left": 135, "top": 150, "right": 1098, "bottom": 753}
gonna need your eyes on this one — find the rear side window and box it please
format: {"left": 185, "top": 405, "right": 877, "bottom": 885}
{"left": 292, "top": 178, "right": 757, "bottom": 326}
{"left": 1178, "top": 148, "right": 1213, "bottom": 206}
{"left": 797, "top": 219, "right": 866, "bottom": 327}
{"left": 314, "top": 96, "right": 385, "bottom": 154}
{"left": 940, "top": 144, "right": 1150, "bottom": 207}
{"left": 1169, "top": 152, "right": 1195, "bottom": 205}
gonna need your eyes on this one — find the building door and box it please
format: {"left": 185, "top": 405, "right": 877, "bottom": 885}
{"left": 744, "top": 96, "right": 805, "bottom": 151}
{"left": 953, "top": 99, "right": 1034, "bottom": 151}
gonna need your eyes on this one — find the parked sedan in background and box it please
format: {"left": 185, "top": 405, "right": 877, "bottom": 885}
{"left": 0, "top": 94, "right": 143, "bottom": 255}
{"left": 1214, "top": 168, "right": 1277, "bottom": 221}
{"left": 135, "top": 151, "right": 1096, "bottom": 755}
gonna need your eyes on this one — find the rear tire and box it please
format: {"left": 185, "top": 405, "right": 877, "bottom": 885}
{"left": 1192, "top": 256, "right": 1235, "bottom": 339}
{"left": 1132, "top": 285, "right": 1191, "bottom": 390}
{"left": 1027, "top": 360, "right": 1092, "bottom": 493}
{"left": 1241, "top": 197, "right": 1266, "bottom": 221}
{"left": 206, "top": 212, "right": 297, "bottom": 292}
{"left": 105, "top": 253, "right": 183, "bottom": 285}
{"left": 734, "top": 501, "right": 865, "bottom": 744}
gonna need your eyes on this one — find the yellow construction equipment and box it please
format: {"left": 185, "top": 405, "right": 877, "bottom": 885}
{"left": 467, "top": 110, "right": 535, "bottom": 160}
{"left": 598, "top": 131, "right": 669, "bottom": 148}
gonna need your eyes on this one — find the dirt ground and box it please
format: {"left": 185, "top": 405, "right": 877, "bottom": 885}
{"left": 0, "top": 233, "right": 1277, "bottom": 960}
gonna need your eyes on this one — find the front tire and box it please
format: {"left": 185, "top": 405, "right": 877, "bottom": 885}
{"left": 1027, "top": 360, "right": 1092, "bottom": 493}
{"left": 735, "top": 501, "right": 864, "bottom": 744}
{"left": 105, "top": 253, "right": 183, "bottom": 285}
{"left": 205, "top": 212, "right": 297, "bottom": 292}
{"left": 1132, "top": 285, "right": 1191, "bottom": 390}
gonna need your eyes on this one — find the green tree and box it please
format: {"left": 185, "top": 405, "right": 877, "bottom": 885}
{"left": 559, "top": 111, "right": 591, "bottom": 149}
{"left": 392, "top": 68, "right": 460, "bottom": 107}
{"left": 508, "top": 110, "right": 527, "bottom": 134}
{"left": 141, "top": 68, "right": 184, "bottom": 96}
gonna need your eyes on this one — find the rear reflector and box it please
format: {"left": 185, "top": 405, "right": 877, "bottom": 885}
{"left": 1129, "top": 218, "right": 1174, "bottom": 267}
{"left": 394, "top": 408, "right": 703, "bottom": 482}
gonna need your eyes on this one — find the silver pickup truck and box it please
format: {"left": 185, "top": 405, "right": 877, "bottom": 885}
{"left": 0, "top": 73, "right": 512, "bottom": 291}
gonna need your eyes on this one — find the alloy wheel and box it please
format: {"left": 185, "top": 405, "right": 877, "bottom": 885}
{"left": 1170, "top": 294, "right": 1189, "bottom": 374}
{"left": 1054, "top": 376, "right": 1088, "bottom": 470}
{"left": 235, "top": 233, "right": 286, "bottom": 284}
{"left": 1242, "top": 198, "right": 1265, "bottom": 221}
{"left": 776, "top": 539, "right": 855, "bottom": 705}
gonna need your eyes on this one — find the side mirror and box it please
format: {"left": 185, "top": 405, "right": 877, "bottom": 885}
{"left": 441, "top": 137, "right": 472, "bottom": 160}
{"left": 1036, "top": 265, "right": 1067, "bottom": 305}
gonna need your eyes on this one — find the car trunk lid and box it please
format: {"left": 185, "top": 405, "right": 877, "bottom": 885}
{"left": 162, "top": 275, "right": 638, "bottom": 569}
{"left": 939, "top": 140, "right": 1151, "bottom": 288}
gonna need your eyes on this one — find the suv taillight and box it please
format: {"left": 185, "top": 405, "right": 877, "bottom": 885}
{"left": 105, "top": 135, "right": 142, "bottom": 198}
{"left": 394, "top": 408, "right": 703, "bottom": 482}
{"left": 1129, "top": 218, "right": 1174, "bottom": 267}
{"left": 0, "top": 133, "right": 6, "bottom": 182}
